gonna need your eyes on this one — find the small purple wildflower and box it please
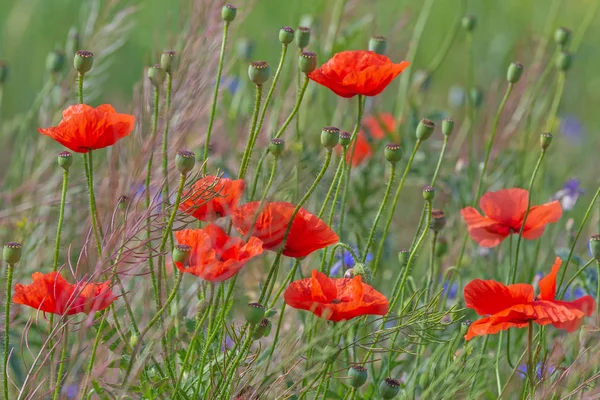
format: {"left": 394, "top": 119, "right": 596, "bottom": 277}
{"left": 552, "top": 178, "right": 584, "bottom": 211}
{"left": 221, "top": 335, "right": 234, "bottom": 352}
{"left": 517, "top": 363, "right": 556, "bottom": 380}
{"left": 442, "top": 281, "right": 458, "bottom": 300}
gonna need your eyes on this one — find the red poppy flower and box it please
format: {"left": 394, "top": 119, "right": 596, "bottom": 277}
{"left": 363, "top": 113, "right": 397, "bottom": 140}
{"left": 174, "top": 224, "right": 263, "bottom": 282}
{"left": 284, "top": 270, "right": 388, "bottom": 321}
{"left": 309, "top": 50, "right": 410, "bottom": 98}
{"left": 231, "top": 202, "right": 339, "bottom": 258}
{"left": 464, "top": 257, "right": 595, "bottom": 340}
{"left": 38, "top": 104, "right": 135, "bottom": 153}
{"left": 13, "top": 272, "right": 116, "bottom": 315}
{"left": 179, "top": 176, "right": 245, "bottom": 221}
{"left": 461, "top": 188, "right": 562, "bottom": 247}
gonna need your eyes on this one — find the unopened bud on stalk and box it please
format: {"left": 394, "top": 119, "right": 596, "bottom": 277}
{"left": 299, "top": 51, "right": 317, "bottom": 74}
{"left": 129, "top": 334, "right": 138, "bottom": 348}
{"left": 422, "top": 185, "right": 435, "bottom": 201}
{"left": 589, "top": 235, "right": 600, "bottom": 261}
{"left": 555, "top": 51, "right": 573, "bottom": 72}
{"left": 221, "top": 4, "right": 237, "bottom": 22}
{"left": 117, "top": 195, "right": 129, "bottom": 211}
{"left": 338, "top": 132, "right": 352, "bottom": 148}
{"left": 237, "top": 38, "right": 255, "bottom": 62}
{"left": 279, "top": 26, "right": 295, "bottom": 45}
{"left": 74, "top": 50, "right": 94, "bottom": 75}
{"left": 384, "top": 144, "right": 403, "bottom": 164}
{"left": 252, "top": 318, "right": 271, "bottom": 339}
{"left": 461, "top": 16, "right": 477, "bottom": 32}
{"left": 148, "top": 65, "right": 166, "bottom": 88}
{"left": 269, "top": 138, "right": 285, "bottom": 157}
{"left": 380, "top": 377, "right": 401, "bottom": 399}
{"left": 57, "top": 151, "right": 73, "bottom": 170}
{"left": 352, "top": 263, "right": 373, "bottom": 284}
{"left": 398, "top": 249, "right": 410, "bottom": 266}
{"left": 416, "top": 118, "right": 435, "bottom": 141}
{"left": 321, "top": 126, "right": 340, "bottom": 149}
{"left": 506, "top": 62, "right": 523, "bottom": 83}
{"left": 244, "top": 302, "right": 265, "bottom": 325}
{"left": 442, "top": 118, "right": 454, "bottom": 137}
{"left": 173, "top": 244, "right": 192, "bottom": 266}
{"left": 369, "top": 35, "right": 387, "bottom": 55}
{"left": 554, "top": 27, "right": 571, "bottom": 48}
{"left": 46, "top": 50, "right": 66, "bottom": 74}
{"left": 348, "top": 365, "right": 368, "bottom": 388}
{"left": 248, "top": 61, "right": 270, "bottom": 85}
{"left": 3, "top": 242, "right": 22, "bottom": 264}
{"left": 295, "top": 26, "right": 311, "bottom": 49}
{"left": 161, "top": 50, "right": 176, "bottom": 74}
{"left": 0, "top": 61, "right": 7, "bottom": 84}
{"left": 470, "top": 87, "right": 484, "bottom": 108}
{"left": 430, "top": 209, "right": 446, "bottom": 232}
{"left": 176, "top": 150, "right": 196, "bottom": 174}
{"left": 540, "top": 132, "right": 553, "bottom": 151}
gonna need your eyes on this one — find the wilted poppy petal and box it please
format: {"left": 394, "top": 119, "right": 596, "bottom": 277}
{"left": 538, "top": 257, "right": 561, "bottom": 300}
{"left": 522, "top": 200, "right": 562, "bottom": 240}
{"left": 479, "top": 188, "right": 529, "bottom": 228}
{"left": 464, "top": 279, "right": 534, "bottom": 316}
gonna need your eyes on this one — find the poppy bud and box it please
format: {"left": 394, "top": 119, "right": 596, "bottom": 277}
{"left": 506, "top": 62, "right": 523, "bottom": 84}
{"left": 176, "top": 150, "right": 195, "bottom": 175}
{"left": 384, "top": 144, "right": 403, "bottom": 164}
{"left": 244, "top": 302, "right": 265, "bottom": 325}
{"left": 422, "top": 185, "right": 435, "bottom": 201}
{"left": 321, "top": 126, "right": 340, "bottom": 149}
{"left": 380, "top": 377, "right": 401, "bottom": 399}
{"left": 0, "top": 61, "right": 7, "bottom": 84}
{"left": 236, "top": 38, "right": 255, "bottom": 62}
{"left": 369, "top": 35, "right": 387, "bottom": 55}
{"left": 353, "top": 263, "right": 373, "bottom": 284}
{"left": 148, "top": 65, "right": 166, "bottom": 88}
{"left": 299, "top": 51, "right": 317, "bottom": 74}
{"left": 74, "top": 50, "right": 94, "bottom": 75}
{"left": 398, "top": 249, "right": 409, "bottom": 266}
{"left": 554, "top": 27, "right": 571, "bottom": 48}
{"left": 295, "top": 26, "right": 311, "bottom": 49}
{"left": 46, "top": 50, "right": 66, "bottom": 74}
{"left": 269, "top": 138, "right": 285, "bottom": 157}
{"left": 221, "top": 4, "right": 237, "bottom": 22}
{"left": 430, "top": 209, "right": 446, "bottom": 232}
{"left": 173, "top": 244, "right": 192, "bottom": 266}
{"left": 461, "top": 320, "right": 472, "bottom": 334}
{"left": 589, "top": 235, "right": 600, "bottom": 261}
{"left": 436, "top": 237, "right": 448, "bottom": 257}
{"left": 339, "top": 132, "right": 352, "bottom": 148}
{"left": 161, "top": 50, "right": 176, "bottom": 74}
{"left": 252, "top": 318, "right": 271, "bottom": 339}
{"left": 57, "top": 151, "right": 73, "bottom": 171}
{"left": 469, "top": 86, "right": 484, "bottom": 108}
{"left": 442, "top": 118, "right": 454, "bottom": 138}
{"left": 248, "top": 61, "right": 270, "bottom": 85}
{"left": 461, "top": 16, "right": 476, "bottom": 32}
{"left": 117, "top": 195, "right": 129, "bottom": 211}
{"left": 416, "top": 118, "right": 435, "bottom": 141}
{"left": 348, "top": 365, "right": 368, "bottom": 388}
{"left": 555, "top": 51, "right": 573, "bottom": 72}
{"left": 129, "top": 334, "right": 138, "bottom": 348}
{"left": 540, "top": 132, "right": 552, "bottom": 151}
{"left": 3, "top": 242, "right": 22, "bottom": 264}
{"left": 279, "top": 26, "right": 295, "bottom": 45}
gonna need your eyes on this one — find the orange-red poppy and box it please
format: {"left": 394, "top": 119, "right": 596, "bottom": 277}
{"left": 13, "top": 272, "right": 116, "bottom": 315}
{"left": 464, "top": 257, "right": 595, "bottom": 340}
{"left": 284, "top": 270, "right": 388, "bottom": 321}
{"left": 174, "top": 224, "right": 263, "bottom": 282}
{"left": 461, "top": 188, "right": 562, "bottom": 247}
{"left": 179, "top": 176, "right": 245, "bottom": 221}
{"left": 38, "top": 104, "right": 135, "bottom": 153}
{"left": 231, "top": 202, "right": 339, "bottom": 258}
{"left": 309, "top": 50, "right": 410, "bottom": 98}
{"left": 363, "top": 113, "right": 397, "bottom": 140}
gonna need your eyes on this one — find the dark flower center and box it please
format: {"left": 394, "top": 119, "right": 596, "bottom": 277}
{"left": 331, "top": 299, "right": 342, "bottom": 304}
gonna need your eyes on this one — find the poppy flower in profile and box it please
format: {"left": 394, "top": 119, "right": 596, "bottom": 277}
{"left": 38, "top": 104, "right": 135, "bottom": 153}
{"left": 231, "top": 202, "right": 339, "bottom": 258}
{"left": 461, "top": 188, "right": 562, "bottom": 247}
{"left": 13, "top": 272, "right": 116, "bottom": 315}
{"left": 179, "top": 176, "right": 245, "bottom": 221}
{"left": 309, "top": 50, "right": 410, "bottom": 98}
{"left": 284, "top": 270, "right": 388, "bottom": 321}
{"left": 174, "top": 224, "right": 263, "bottom": 282}
{"left": 463, "top": 257, "right": 595, "bottom": 340}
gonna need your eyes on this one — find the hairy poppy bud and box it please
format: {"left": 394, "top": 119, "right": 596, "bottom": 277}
{"left": 430, "top": 209, "right": 446, "bottom": 232}
{"left": 148, "top": 65, "right": 166, "bottom": 88}
{"left": 554, "top": 27, "right": 571, "bottom": 48}
{"left": 470, "top": 86, "right": 484, "bottom": 108}
{"left": 248, "top": 61, "right": 270, "bottom": 85}
{"left": 380, "top": 377, "right": 401, "bottom": 399}
{"left": 173, "top": 244, "right": 192, "bottom": 266}
{"left": 461, "top": 16, "right": 476, "bottom": 32}
{"left": 416, "top": 118, "right": 435, "bottom": 141}
{"left": 221, "top": 4, "right": 237, "bottom": 22}
{"left": 3, "top": 242, "right": 22, "bottom": 264}
{"left": 295, "top": 26, "right": 311, "bottom": 49}
{"left": 321, "top": 126, "right": 340, "bottom": 149}
{"left": 0, "top": 61, "right": 7, "bottom": 84}
{"left": 348, "top": 365, "right": 368, "bottom": 388}
{"left": 555, "top": 51, "right": 573, "bottom": 72}
{"left": 507, "top": 62, "right": 523, "bottom": 84}
{"left": 384, "top": 144, "right": 403, "bottom": 164}
{"left": 369, "top": 35, "right": 387, "bottom": 55}
{"left": 269, "top": 138, "right": 285, "bottom": 157}
{"left": 590, "top": 235, "right": 600, "bottom": 261}
{"left": 237, "top": 38, "right": 255, "bottom": 62}
{"left": 244, "top": 302, "right": 265, "bottom": 325}
{"left": 57, "top": 151, "right": 73, "bottom": 171}
{"left": 279, "top": 26, "right": 294, "bottom": 45}
{"left": 398, "top": 249, "right": 409, "bottom": 266}
{"left": 423, "top": 185, "right": 435, "bottom": 201}
{"left": 339, "top": 132, "right": 351, "bottom": 148}
{"left": 540, "top": 132, "right": 552, "bottom": 151}
{"left": 299, "top": 51, "right": 317, "bottom": 74}
{"left": 117, "top": 195, "right": 129, "bottom": 211}
{"left": 74, "top": 50, "right": 94, "bottom": 75}
{"left": 176, "top": 150, "right": 195, "bottom": 174}
{"left": 46, "top": 50, "right": 66, "bottom": 74}
{"left": 353, "top": 263, "right": 373, "bottom": 284}
{"left": 161, "top": 50, "right": 176, "bottom": 74}
{"left": 442, "top": 118, "right": 454, "bottom": 138}
{"left": 252, "top": 318, "right": 271, "bottom": 339}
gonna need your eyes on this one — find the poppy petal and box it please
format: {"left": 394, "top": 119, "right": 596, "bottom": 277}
{"left": 479, "top": 188, "right": 529, "bottom": 228}
{"left": 522, "top": 200, "right": 562, "bottom": 240}
{"left": 538, "top": 257, "right": 561, "bottom": 300}
{"left": 464, "top": 279, "right": 534, "bottom": 316}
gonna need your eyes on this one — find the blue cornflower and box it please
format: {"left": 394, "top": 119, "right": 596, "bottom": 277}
{"left": 552, "top": 178, "right": 584, "bottom": 211}
{"left": 442, "top": 281, "right": 458, "bottom": 300}
{"left": 563, "top": 286, "right": 587, "bottom": 301}
{"left": 560, "top": 114, "right": 584, "bottom": 144}
{"left": 329, "top": 248, "right": 372, "bottom": 276}
{"left": 517, "top": 363, "right": 556, "bottom": 380}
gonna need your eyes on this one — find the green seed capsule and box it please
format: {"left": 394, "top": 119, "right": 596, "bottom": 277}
{"left": 554, "top": 27, "right": 571, "bottom": 48}
{"left": 442, "top": 118, "right": 454, "bottom": 137}
{"left": 3, "top": 242, "right": 22, "bottom": 264}
{"left": 46, "top": 50, "right": 66, "bottom": 74}
{"left": 57, "top": 151, "right": 73, "bottom": 171}
{"left": 320, "top": 126, "right": 340, "bottom": 149}
{"left": 507, "top": 62, "right": 524, "bottom": 83}
{"left": 555, "top": 51, "right": 573, "bottom": 72}
{"left": 384, "top": 144, "right": 403, "bottom": 164}
{"left": 398, "top": 249, "right": 410, "bottom": 266}
{"left": 117, "top": 195, "right": 129, "bottom": 212}
{"left": 269, "top": 138, "right": 285, "bottom": 157}
{"left": 279, "top": 26, "right": 295, "bottom": 45}
{"left": 252, "top": 319, "right": 271, "bottom": 340}
{"left": 423, "top": 185, "right": 435, "bottom": 201}
{"left": 221, "top": 4, "right": 237, "bottom": 22}
{"left": 244, "top": 302, "right": 265, "bottom": 325}
{"left": 369, "top": 35, "right": 387, "bottom": 55}
{"left": 299, "top": 51, "right": 317, "bottom": 74}
{"left": 161, "top": 50, "right": 176, "bottom": 74}
{"left": 172, "top": 244, "right": 192, "bottom": 266}
{"left": 590, "top": 235, "right": 600, "bottom": 261}
{"left": 469, "top": 86, "right": 484, "bottom": 108}
{"left": 176, "top": 150, "right": 196, "bottom": 174}
{"left": 338, "top": 132, "right": 351, "bottom": 148}
{"left": 348, "top": 365, "right": 368, "bottom": 388}
{"left": 416, "top": 118, "right": 435, "bottom": 141}
{"left": 430, "top": 209, "right": 446, "bottom": 232}
{"left": 74, "top": 50, "right": 94, "bottom": 75}
{"left": 148, "top": 65, "right": 166, "bottom": 88}
{"left": 540, "top": 132, "right": 552, "bottom": 151}
{"left": 380, "top": 377, "right": 401, "bottom": 399}
{"left": 248, "top": 61, "right": 270, "bottom": 85}
{"left": 295, "top": 26, "right": 311, "bottom": 49}
{"left": 461, "top": 16, "right": 476, "bottom": 32}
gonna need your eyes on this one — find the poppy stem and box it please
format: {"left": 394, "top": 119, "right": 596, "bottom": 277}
{"left": 77, "top": 72, "right": 83, "bottom": 104}
{"left": 425, "top": 231, "right": 438, "bottom": 302}
{"left": 545, "top": 71, "right": 565, "bottom": 132}
{"left": 161, "top": 72, "right": 173, "bottom": 216}
{"left": 238, "top": 84, "right": 263, "bottom": 180}
{"left": 465, "top": 30, "right": 477, "bottom": 183}
{"left": 2, "top": 263, "right": 13, "bottom": 400}
{"left": 51, "top": 323, "right": 69, "bottom": 400}
{"left": 203, "top": 20, "right": 230, "bottom": 174}
{"left": 527, "top": 321, "right": 536, "bottom": 392}
{"left": 83, "top": 151, "right": 103, "bottom": 257}
{"left": 559, "top": 258, "right": 594, "bottom": 299}
{"left": 318, "top": 152, "right": 345, "bottom": 219}
{"left": 365, "top": 162, "right": 396, "bottom": 269}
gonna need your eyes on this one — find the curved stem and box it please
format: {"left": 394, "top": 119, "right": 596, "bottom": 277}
{"left": 3, "top": 264, "right": 13, "bottom": 400}
{"left": 363, "top": 163, "right": 396, "bottom": 262}
{"left": 426, "top": 0, "right": 464, "bottom": 75}
{"left": 238, "top": 84, "right": 263, "bottom": 180}
{"left": 51, "top": 324, "right": 69, "bottom": 400}
{"left": 560, "top": 258, "right": 594, "bottom": 299}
